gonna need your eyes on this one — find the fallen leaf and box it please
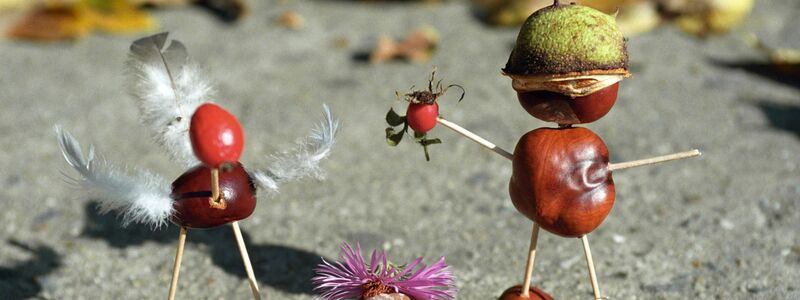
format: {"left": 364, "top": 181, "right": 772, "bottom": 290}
{"left": 615, "top": 0, "right": 660, "bottom": 36}
{"left": 370, "top": 26, "right": 439, "bottom": 64}
{"left": 671, "top": 0, "right": 754, "bottom": 37}
{"left": 85, "top": 0, "right": 156, "bottom": 33}
{"left": 6, "top": 4, "right": 92, "bottom": 41}
{"left": 276, "top": 11, "right": 303, "bottom": 29}
{"left": 5, "top": 0, "right": 155, "bottom": 41}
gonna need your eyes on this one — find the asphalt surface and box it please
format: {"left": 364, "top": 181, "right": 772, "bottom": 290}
{"left": 0, "top": 0, "right": 799, "bottom": 299}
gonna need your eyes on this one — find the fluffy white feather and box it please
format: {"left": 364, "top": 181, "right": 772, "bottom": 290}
{"left": 127, "top": 32, "right": 214, "bottom": 167}
{"left": 56, "top": 127, "right": 174, "bottom": 229}
{"left": 251, "top": 104, "right": 339, "bottom": 195}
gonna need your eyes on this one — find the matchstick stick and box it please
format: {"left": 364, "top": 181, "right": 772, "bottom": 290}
{"left": 436, "top": 116, "right": 701, "bottom": 169}
{"left": 608, "top": 149, "right": 701, "bottom": 171}
{"left": 520, "top": 223, "right": 541, "bottom": 297}
{"left": 436, "top": 117, "right": 514, "bottom": 160}
{"left": 231, "top": 221, "right": 262, "bottom": 300}
{"left": 168, "top": 227, "right": 188, "bottom": 300}
{"left": 581, "top": 235, "right": 602, "bottom": 300}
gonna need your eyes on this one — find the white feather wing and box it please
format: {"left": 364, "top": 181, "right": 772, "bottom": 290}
{"left": 127, "top": 32, "right": 213, "bottom": 167}
{"left": 251, "top": 104, "right": 339, "bottom": 195}
{"left": 56, "top": 127, "right": 174, "bottom": 228}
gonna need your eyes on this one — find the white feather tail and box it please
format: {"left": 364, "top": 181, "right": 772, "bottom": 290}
{"left": 127, "top": 32, "right": 213, "bottom": 167}
{"left": 56, "top": 127, "right": 174, "bottom": 229}
{"left": 251, "top": 104, "right": 339, "bottom": 195}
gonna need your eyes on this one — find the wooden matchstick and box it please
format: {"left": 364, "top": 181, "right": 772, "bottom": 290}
{"left": 581, "top": 235, "right": 602, "bottom": 300}
{"left": 608, "top": 149, "right": 701, "bottom": 171}
{"left": 436, "top": 117, "right": 701, "bottom": 170}
{"left": 231, "top": 221, "right": 262, "bottom": 300}
{"left": 436, "top": 117, "right": 514, "bottom": 160}
{"left": 520, "top": 223, "right": 541, "bottom": 297}
{"left": 168, "top": 227, "right": 188, "bottom": 300}
{"left": 211, "top": 168, "right": 220, "bottom": 201}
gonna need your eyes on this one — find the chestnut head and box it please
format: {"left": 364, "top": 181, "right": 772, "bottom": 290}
{"left": 509, "top": 127, "right": 615, "bottom": 237}
{"left": 498, "top": 285, "right": 553, "bottom": 300}
{"left": 171, "top": 163, "right": 257, "bottom": 229}
{"left": 517, "top": 82, "right": 619, "bottom": 125}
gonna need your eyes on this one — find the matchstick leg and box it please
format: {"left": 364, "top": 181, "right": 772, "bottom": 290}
{"left": 231, "top": 221, "right": 262, "bottom": 300}
{"left": 581, "top": 235, "right": 603, "bottom": 300}
{"left": 168, "top": 227, "right": 188, "bottom": 300}
{"left": 520, "top": 222, "right": 541, "bottom": 297}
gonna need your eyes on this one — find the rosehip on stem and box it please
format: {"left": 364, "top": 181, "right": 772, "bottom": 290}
{"left": 406, "top": 102, "right": 439, "bottom": 133}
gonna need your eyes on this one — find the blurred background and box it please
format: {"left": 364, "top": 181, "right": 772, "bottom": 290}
{"left": 0, "top": 0, "right": 798, "bottom": 299}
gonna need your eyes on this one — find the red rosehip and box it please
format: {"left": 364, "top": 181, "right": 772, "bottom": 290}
{"left": 517, "top": 83, "right": 619, "bottom": 125}
{"left": 189, "top": 103, "right": 245, "bottom": 168}
{"left": 509, "top": 127, "right": 615, "bottom": 237}
{"left": 171, "top": 163, "right": 256, "bottom": 229}
{"left": 498, "top": 285, "right": 553, "bottom": 300}
{"left": 406, "top": 102, "right": 439, "bottom": 133}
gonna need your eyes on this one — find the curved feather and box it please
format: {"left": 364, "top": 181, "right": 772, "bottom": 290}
{"left": 56, "top": 126, "right": 173, "bottom": 229}
{"left": 250, "top": 104, "right": 339, "bottom": 195}
{"left": 126, "top": 32, "right": 213, "bottom": 167}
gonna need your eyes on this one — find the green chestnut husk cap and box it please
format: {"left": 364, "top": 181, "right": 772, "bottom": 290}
{"left": 504, "top": 2, "right": 629, "bottom": 75}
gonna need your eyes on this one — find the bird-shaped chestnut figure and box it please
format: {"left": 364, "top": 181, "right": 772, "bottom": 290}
{"left": 57, "top": 33, "right": 339, "bottom": 300}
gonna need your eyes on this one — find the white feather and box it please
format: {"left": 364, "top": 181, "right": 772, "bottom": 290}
{"left": 56, "top": 126, "right": 174, "bottom": 229}
{"left": 126, "top": 32, "right": 214, "bottom": 167}
{"left": 251, "top": 104, "right": 339, "bottom": 195}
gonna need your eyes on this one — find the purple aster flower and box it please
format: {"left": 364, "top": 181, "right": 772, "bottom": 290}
{"left": 312, "top": 243, "right": 457, "bottom": 300}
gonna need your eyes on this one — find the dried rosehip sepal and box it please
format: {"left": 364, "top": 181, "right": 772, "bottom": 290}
{"left": 189, "top": 103, "right": 245, "bottom": 168}
{"left": 171, "top": 163, "right": 256, "bottom": 229}
{"left": 509, "top": 126, "right": 615, "bottom": 237}
{"left": 498, "top": 284, "right": 554, "bottom": 300}
{"left": 517, "top": 82, "right": 619, "bottom": 125}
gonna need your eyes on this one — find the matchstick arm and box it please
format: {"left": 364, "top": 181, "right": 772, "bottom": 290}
{"left": 436, "top": 117, "right": 701, "bottom": 169}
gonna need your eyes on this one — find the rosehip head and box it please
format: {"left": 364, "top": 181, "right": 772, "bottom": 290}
{"left": 189, "top": 103, "right": 245, "bottom": 168}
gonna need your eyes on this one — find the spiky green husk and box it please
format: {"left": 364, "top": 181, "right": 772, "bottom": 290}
{"left": 505, "top": 3, "right": 628, "bottom": 75}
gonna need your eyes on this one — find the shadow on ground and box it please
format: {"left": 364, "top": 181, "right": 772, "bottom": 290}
{"left": 81, "top": 202, "right": 324, "bottom": 295}
{"left": 755, "top": 101, "right": 800, "bottom": 138}
{"left": 0, "top": 240, "right": 62, "bottom": 300}
{"left": 711, "top": 59, "right": 800, "bottom": 89}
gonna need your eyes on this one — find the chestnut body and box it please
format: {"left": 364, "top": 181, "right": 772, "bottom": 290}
{"left": 517, "top": 83, "right": 618, "bottom": 125}
{"left": 498, "top": 285, "right": 553, "bottom": 300}
{"left": 509, "top": 127, "right": 615, "bottom": 237}
{"left": 171, "top": 163, "right": 257, "bottom": 229}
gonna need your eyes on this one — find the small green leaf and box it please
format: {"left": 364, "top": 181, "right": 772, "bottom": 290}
{"left": 386, "top": 127, "right": 405, "bottom": 146}
{"left": 421, "top": 138, "right": 442, "bottom": 146}
{"left": 385, "top": 108, "right": 406, "bottom": 127}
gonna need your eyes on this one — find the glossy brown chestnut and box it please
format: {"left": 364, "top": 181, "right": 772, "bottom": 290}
{"left": 171, "top": 163, "right": 257, "bottom": 229}
{"left": 498, "top": 284, "right": 553, "bottom": 300}
{"left": 509, "top": 127, "right": 615, "bottom": 237}
{"left": 517, "top": 83, "right": 619, "bottom": 125}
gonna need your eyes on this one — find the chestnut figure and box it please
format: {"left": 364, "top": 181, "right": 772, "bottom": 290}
{"left": 171, "top": 163, "right": 257, "bottom": 229}
{"left": 509, "top": 127, "right": 615, "bottom": 237}
{"left": 517, "top": 83, "right": 619, "bottom": 125}
{"left": 498, "top": 285, "right": 553, "bottom": 300}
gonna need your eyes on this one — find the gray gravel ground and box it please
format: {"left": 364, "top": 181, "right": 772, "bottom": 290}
{"left": 1, "top": 0, "right": 799, "bottom": 299}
